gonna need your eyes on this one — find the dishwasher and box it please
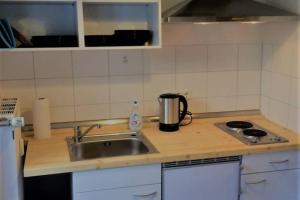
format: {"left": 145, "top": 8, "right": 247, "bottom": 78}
{"left": 162, "top": 156, "right": 241, "bottom": 200}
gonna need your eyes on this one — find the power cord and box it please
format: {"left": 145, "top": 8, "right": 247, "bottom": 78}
{"left": 180, "top": 111, "right": 193, "bottom": 126}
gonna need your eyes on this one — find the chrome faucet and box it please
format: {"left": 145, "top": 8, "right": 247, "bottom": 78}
{"left": 74, "top": 124, "right": 101, "bottom": 143}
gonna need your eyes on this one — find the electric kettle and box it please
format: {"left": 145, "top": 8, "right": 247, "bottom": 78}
{"left": 158, "top": 93, "right": 188, "bottom": 132}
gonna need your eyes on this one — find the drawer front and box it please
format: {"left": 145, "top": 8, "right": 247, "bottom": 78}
{"left": 73, "top": 164, "right": 161, "bottom": 193}
{"left": 240, "top": 169, "right": 300, "bottom": 200}
{"left": 242, "top": 151, "right": 300, "bottom": 174}
{"left": 73, "top": 184, "right": 161, "bottom": 200}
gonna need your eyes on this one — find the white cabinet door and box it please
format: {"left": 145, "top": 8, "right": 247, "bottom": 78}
{"left": 74, "top": 184, "right": 161, "bottom": 200}
{"left": 163, "top": 162, "right": 240, "bottom": 200}
{"left": 241, "top": 169, "right": 300, "bottom": 200}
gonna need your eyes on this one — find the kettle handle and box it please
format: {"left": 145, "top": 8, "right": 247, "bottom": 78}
{"left": 178, "top": 95, "right": 188, "bottom": 123}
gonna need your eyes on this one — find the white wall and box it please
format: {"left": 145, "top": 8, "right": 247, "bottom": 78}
{"left": 260, "top": 0, "right": 300, "bottom": 133}
{"left": 0, "top": 23, "right": 262, "bottom": 124}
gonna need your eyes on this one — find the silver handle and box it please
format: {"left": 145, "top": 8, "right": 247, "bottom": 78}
{"left": 245, "top": 179, "right": 267, "bottom": 185}
{"left": 269, "top": 159, "right": 290, "bottom": 164}
{"left": 133, "top": 191, "right": 157, "bottom": 198}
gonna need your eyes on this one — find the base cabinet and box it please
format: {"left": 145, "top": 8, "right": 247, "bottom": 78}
{"left": 241, "top": 169, "right": 300, "bottom": 200}
{"left": 72, "top": 164, "right": 161, "bottom": 200}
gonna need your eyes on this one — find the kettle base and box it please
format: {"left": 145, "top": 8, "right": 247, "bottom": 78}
{"left": 159, "top": 123, "right": 179, "bottom": 132}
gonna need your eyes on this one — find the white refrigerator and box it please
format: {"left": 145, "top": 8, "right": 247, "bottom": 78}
{"left": 0, "top": 98, "right": 24, "bottom": 200}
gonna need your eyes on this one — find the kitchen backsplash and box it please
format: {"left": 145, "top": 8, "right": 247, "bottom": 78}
{"left": 0, "top": 23, "right": 262, "bottom": 124}
{"left": 261, "top": 21, "right": 300, "bottom": 133}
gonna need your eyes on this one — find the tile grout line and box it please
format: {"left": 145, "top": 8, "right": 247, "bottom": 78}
{"left": 107, "top": 50, "right": 112, "bottom": 119}
{"left": 70, "top": 50, "right": 77, "bottom": 121}
{"left": 32, "top": 51, "right": 38, "bottom": 100}
{"left": 235, "top": 44, "right": 240, "bottom": 111}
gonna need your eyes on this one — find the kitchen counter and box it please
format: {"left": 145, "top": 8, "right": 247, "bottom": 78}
{"left": 24, "top": 115, "right": 300, "bottom": 177}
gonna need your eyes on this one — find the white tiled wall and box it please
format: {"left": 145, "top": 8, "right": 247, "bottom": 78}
{"left": 260, "top": 21, "right": 300, "bottom": 134}
{"left": 0, "top": 23, "right": 262, "bottom": 124}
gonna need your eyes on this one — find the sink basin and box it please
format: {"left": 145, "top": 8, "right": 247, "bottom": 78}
{"left": 66, "top": 132, "right": 158, "bottom": 161}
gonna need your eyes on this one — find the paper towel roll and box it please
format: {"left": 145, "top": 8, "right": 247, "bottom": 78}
{"left": 33, "top": 98, "right": 51, "bottom": 139}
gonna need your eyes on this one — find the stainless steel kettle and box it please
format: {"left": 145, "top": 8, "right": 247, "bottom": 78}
{"left": 158, "top": 93, "right": 188, "bottom": 132}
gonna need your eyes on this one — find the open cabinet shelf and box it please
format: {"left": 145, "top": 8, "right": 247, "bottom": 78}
{"left": 0, "top": 0, "right": 161, "bottom": 51}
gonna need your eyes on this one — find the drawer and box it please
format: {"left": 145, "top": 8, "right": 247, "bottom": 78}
{"left": 242, "top": 151, "right": 300, "bottom": 174}
{"left": 241, "top": 169, "right": 300, "bottom": 200}
{"left": 73, "top": 164, "right": 161, "bottom": 193}
{"left": 73, "top": 184, "right": 161, "bottom": 200}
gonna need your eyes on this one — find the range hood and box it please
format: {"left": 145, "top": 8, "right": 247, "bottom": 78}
{"left": 163, "top": 0, "right": 298, "bottom": 23}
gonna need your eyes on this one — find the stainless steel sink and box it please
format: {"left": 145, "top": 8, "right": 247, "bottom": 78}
{"left": 66, "top": 132, "right": 158, "bottom": 161}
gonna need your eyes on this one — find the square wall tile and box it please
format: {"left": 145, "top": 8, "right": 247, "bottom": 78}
{"left": 176, "top": 73, "right": 207, "bottom": 98}
{"left": 1, "top": 52, "right": 34, "bottom": 80}
{"left": 36, "top": 78, "right": 74, "bottom": 106}
{"left": 206, "top": 97, "right": 236, "bottom": 112}
{"left": 261, "top": 71, "right": 272, "bottom": 97}
{"left": 50, "top": 106, "right": 75, "bottom": 123}
{"left": 143, "top": 101, "right": 159, "bottom": 116}
{"left": 262, "top": 44, "right": 273, "bottom": 71}
{"left": 74, "top": 77, "right": 109, "bottom": 105}
{"left": 260, "top": 96, "right": 270, "bottom": 118}
{"left": 289, "top": 77, "right": 300, "bottom": 107}
{"left": 237, "top": 95, "right": 260, "bottom": 110}
{"left": 270, "top": 73, "right": 291, "bottom": 104}
{"left": 110, "top": 102, "right": 143, "bottom": 119}
{"left": 75, "top": 104, "right": 110, "bottom": 121}
{"left": 272, "top": 43, "right": 293, "bottom": 76}
{"left": 238, "top": 44, "right": 262, "bottom": 71}
{"left": 268, "top": 99, "right": 289, "bottom": 127}
{"left": 207, "top": 71, "right": 237, "bottom": 97}
{"left": 238, "top": 70, "right": 261, "bottom": 95}
{"left": 188, "top": 98, "right": 206, "bottom": 113}
{"left": 1, "top": 80, "right": 35, "bottom": 109}
{"left": 72, "top": 50, "right": 109, "bottom": 77}
{"left": 144, "top": 47, "right": 175, "bottom": 74}
{"left": 110, "top": 75, "right": 143, "bottom": 103}
{"left": 144, "top": 74, "right": 176, "bottom": 101}
{"left": 287, "top": 106, "right": 300, "bottom": 134}
{"left": 208, "top": 45, "right": 238, "bottom": 71}
{"left": 34, "top": 51, "right": 73, "bottom": 78}
{"left": 109, "top": 50, "right": 143, "bottom": 75}
{"left": 175, "top": 46, "right": 207, "bottom": 73}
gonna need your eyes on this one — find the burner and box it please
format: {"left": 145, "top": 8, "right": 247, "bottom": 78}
{"left": 243, "top": 129, "right": 267, "bottom": 137}
{"left": 226, "top": 121, "right": 253, "bottom": 129}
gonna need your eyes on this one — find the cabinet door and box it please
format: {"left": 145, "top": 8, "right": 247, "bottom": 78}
{"left": 241, "top": 169, "right": 300, "bottom": 200}
{"left": 73, "top": 184, "right": 161, "bottom": 200}
{"left": 163, "top": 162, "right": 240, "bottom": 200}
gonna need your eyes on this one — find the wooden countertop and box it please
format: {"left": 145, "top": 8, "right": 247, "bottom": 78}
{"left": 24, "top": 115, "right": 300, "bottom": 177}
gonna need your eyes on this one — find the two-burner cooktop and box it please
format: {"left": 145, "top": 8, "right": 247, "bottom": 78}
{"left": 215, "top": 121, "right": 289, "bottom": 145}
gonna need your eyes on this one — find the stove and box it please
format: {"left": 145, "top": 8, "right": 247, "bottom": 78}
{"left": 215, "top": 121, "right": 288, "bottom": 145}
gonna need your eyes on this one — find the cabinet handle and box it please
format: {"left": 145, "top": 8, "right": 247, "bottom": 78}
{"left": 133, "top": 191, "right": 158, "bottom": 198}
{"left": 269, "top": 159, "right": 290, "bottom": 164}
{"left": 245, "top": 179, "right": 267, "bottom": 185}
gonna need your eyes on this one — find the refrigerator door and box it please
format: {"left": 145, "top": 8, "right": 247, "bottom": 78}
{"left": 0, "top": 127, "right": 22, "bottom": 200}
{"left": 163, "top": 161, "right": 240, "bottom": 200}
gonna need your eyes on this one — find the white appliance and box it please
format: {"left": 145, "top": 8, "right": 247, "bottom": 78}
{"left": 162, "top": 156, "right": 241, "bottom": 200}
{"left": 0, "top": 98, "right": 25, "bottom": 200}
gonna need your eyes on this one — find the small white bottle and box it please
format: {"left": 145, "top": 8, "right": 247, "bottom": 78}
{"left": 129, "top": 101, "right": 143, "bottom": 132}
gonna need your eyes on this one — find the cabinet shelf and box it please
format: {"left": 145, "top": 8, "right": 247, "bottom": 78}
{"left": 0, "top": 0, "right": 161, "bottom": 51}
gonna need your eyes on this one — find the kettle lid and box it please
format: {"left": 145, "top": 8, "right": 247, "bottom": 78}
{"left": 159, "top": 93, "right": 180, "bottom": 99}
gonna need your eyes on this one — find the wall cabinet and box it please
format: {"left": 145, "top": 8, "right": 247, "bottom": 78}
{"left": 0, "top": 0, "right": 161, "bottom": 51}
{"left": 72, "top": 164, "right": 161, "bottom": 200}
{"left": 241, "top": 151, "right": 300, "bottom": 200}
